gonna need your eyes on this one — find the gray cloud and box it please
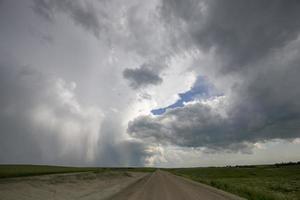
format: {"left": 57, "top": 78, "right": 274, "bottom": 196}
{"left": 1, "top": 0, "right": 300, "bottom": 167}
{"left": 161, "top": 0, "right": 300, "bottom": 71}
{"left": 123, "top": 64, "right": 163, "bottom": 89}
{"left": 0, "top": 0, "right": 160, "bottom": 166}
{"left": 33, "top": 0, "right": 101, "bottom": 38}
{"left": 128, "top": 71, "right": 300, "bottom": 152}
{"left": 96, "top": 138, "right": 152, "bottom": 167}
{"left": 0, "top": 63, "right": 97, "bottom": 165}
{"left": 95, "top": 115, "right": 153, "bottom": 167}
{"left": 128, "top": 103, "right": 257, "bottom": 152}
{"left": 0, "top": 63, "right": 151, "bottom": 166}
{"left": 32, "top": 0, "right": 171, "bottom": 57}
{"left": 127, "top": 0, "right": 300, "bottom": 153}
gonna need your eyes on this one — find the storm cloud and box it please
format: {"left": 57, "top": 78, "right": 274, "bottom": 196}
{"left": 0, "top": 63, "right": 101, "bottom": 165}
{"left": 33, "top": 0, "right": 101, "bottom": 37}
{"left": 161, "top": 0, "right": 300, "bottom": 70}
{"left": 127, "top": 0, "right": 300, "bottom": 153}
{"left": 0, "top": 63, "right": 151, "bottom": 166}
{"left": 123, "top": 64, "right": 163, "bottom": 89}
{"left": 1, "top": 0, "right": 300, "bottom": 167}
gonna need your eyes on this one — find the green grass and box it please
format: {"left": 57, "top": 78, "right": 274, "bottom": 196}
{"left": 0, "top": 165, "right": 155, "bottom": 179}
{"left": 167, "top": 164, "right": 300, "bottom": 200}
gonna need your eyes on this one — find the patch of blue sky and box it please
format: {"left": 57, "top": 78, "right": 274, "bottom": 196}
{"left": 151, "top": 76, "right": 222, "bottom": 115}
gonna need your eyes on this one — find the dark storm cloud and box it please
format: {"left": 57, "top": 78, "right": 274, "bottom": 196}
{"left": 96, "top": 138, "right": 152, "bottom": 167}
{"left": 123, "top": 64, "right": 163, "bottom": 89}
{"left": 33, "top": 0, "right": 101, "bottom": 37}
{"left": 95, "top": 116, "right": 153, "bottom": 166}
{"left": 128, "top": 93, "right": 300, "bottom": 152}
{"left": 128, "top": 103, "right": 249, "bottom": 151}
{"left": 128, "top": 0, "right": 300, "bottom": 152}
{"left": 161, "top": 0, "right": 300, "bottom": 71}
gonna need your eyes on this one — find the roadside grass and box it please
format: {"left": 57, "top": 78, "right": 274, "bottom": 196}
{"left": 167, "top": 164, "right": 300, "bottom": 200}
{"left": 0, "top": 165, "right": 99, "bottom": 178}
{"left": 0, "top": 165, "right": 155, "bottom": 179}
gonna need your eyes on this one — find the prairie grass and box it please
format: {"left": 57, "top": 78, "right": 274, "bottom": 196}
{"left": 168, "top": 164, "right": 300, "bottom": 200}
{"left": 0, "top": 165, "right": 155, "bottom": 179}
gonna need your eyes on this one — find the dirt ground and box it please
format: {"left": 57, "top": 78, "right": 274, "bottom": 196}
{"left": 110, "top": 170, "right": 245, "bottom": 200}
{"left": 0, "top": 171, "right": 147, "bottom": 200}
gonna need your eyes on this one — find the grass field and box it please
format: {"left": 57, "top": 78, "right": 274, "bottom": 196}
{"left": 167, "top": 164, "right": 300, "bottom": 200}
{"left": 0, "top": 165, "right": 155, "bottom": 179}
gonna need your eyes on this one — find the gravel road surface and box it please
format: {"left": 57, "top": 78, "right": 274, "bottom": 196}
{"left": 110, "top": 170, "right": 245, "bottom": 200}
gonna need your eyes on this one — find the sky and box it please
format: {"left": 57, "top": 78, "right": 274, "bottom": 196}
{"left": 0, "top": 0, "right": 300, "bottom": 167}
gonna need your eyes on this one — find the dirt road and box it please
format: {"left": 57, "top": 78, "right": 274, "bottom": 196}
{"left": 110, "top": 170, "right": 245, "bottom": 200}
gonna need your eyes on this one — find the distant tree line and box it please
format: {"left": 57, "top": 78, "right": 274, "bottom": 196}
{"left": 274, "top": 161, "right": 300, "bottom": 167}
{"left": 224, "top": 161, "right": 300, "bottom": 168}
